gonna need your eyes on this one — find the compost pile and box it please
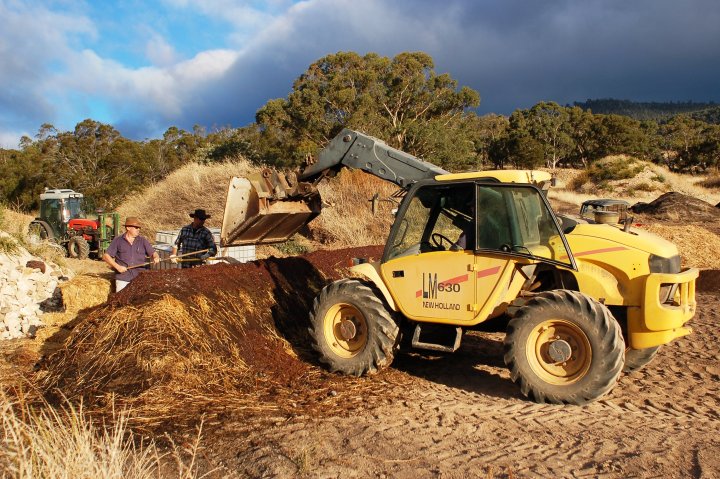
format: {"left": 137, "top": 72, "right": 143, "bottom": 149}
{"left": 35, "top": 246, "right": 389, "bottom": 433}
{"left": 631, "top": 192, "right": 720, "bottom": 223}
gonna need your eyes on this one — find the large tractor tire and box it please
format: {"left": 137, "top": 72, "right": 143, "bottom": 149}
{"left": 624, "top": 346, "right": 660, "bottom": 373}
{"left": 309, "top": 279, "right": 399, "bottom": 376}
{"left": 28, "top": 221, "right": 52, "bottom": 241}
{"left": 504, "top": 290, "right": 625, "bottom": 405}
{"left": 67, "top": 236, "right": 90, "bottom": 260}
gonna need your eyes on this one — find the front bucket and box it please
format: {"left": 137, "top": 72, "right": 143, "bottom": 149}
{"left": 220, "top": 177, "right": 322, "bottom": 246}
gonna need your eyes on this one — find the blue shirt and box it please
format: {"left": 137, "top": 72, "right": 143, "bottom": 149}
{"left": 106, "top": 234, "right": 156, "bottom": 281}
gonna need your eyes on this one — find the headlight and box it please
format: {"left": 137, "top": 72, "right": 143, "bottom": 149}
{"left": 648, "top": 254, "right": 681, "bottom": 274}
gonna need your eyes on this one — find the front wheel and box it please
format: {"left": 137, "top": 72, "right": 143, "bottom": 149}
{"left": 67, "top": 236, "right": 90, "bottom": 260}
{"left": 504, "top": 290, "right": 625, "bottom": 405}
{"left": 624, "top": 346, "right": 660, "bottom": 373}
{"left": 308, "top": 279, "right": 399, "bottom": 376}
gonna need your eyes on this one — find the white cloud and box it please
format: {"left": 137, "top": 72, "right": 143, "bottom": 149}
{"left": 55, "top": 46, "right": 239, "bottom": 120}
{"left": 0, "top": 129, "right": 28, "bottom": 149}
{"left": 145, "top": 33, "right": 179, "bottom": 67}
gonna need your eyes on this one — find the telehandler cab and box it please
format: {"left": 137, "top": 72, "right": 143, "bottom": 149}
{"left": 220, "top": 129, "right": 698, "bottom": 405}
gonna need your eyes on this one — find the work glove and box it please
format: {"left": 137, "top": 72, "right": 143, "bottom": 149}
{"left": 169, "top": 255, "right": 178, "bottom": 264}
{"left": 200, "top": 252, "right": 211, "bottom": 261}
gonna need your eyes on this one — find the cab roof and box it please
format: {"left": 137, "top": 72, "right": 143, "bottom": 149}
{"left": 581, "top": 198, "right": 629, "bottom": 207}
{"left": 435, "top": 170, "right": 553, "bottom": 186}
{"left": 39, "top": 189, "right": 84, "bottom": 200}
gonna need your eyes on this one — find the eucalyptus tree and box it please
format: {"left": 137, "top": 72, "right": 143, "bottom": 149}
{"left": 255, "top": 51, "right": 480, "bottom": 169}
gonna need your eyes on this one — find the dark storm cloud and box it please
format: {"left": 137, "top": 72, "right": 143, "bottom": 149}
{"left": 173, "top": 0, "right": 720, "bottom": 135}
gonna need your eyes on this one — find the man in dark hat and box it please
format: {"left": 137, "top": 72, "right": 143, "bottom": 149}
{"left": 102, "top": 217, "right": 160, "bottom": 292}
{"left": 170, "top": 209, "right": 218, "bottom": 268}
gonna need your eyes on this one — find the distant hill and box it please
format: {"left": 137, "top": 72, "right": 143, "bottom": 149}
{"left": 572, "top": 99, "right": 719, "bottom": 123}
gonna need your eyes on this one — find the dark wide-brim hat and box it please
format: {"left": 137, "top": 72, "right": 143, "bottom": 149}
{"left": 189, "top": 209, "right": 211, "bottom": 220}
{"left": 124, "top": 217, "right": 142, "bottom": 228}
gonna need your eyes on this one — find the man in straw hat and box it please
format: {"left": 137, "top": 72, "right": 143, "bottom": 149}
{"left": 102, "top": 216, "right": 160, "bottom": 292}
{"left": 170, "top": 208, "right": 217, "bottom": 268}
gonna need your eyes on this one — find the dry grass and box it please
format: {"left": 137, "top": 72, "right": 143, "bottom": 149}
{"left": 57, "top": 275, "right": 113, "bottom": 314}
{"left": 696, "top": 174, "right": 720, "bottom": 190}
{"left": 548, "top": 163, "right": 720, "bottom": 209}
{"left": 0, "top": 206, "right": 67, "bottom": 265}
{"left": 310, "top": 169, "right": 398, "bottom": 247}
{"left": 116, "top": 159, "right": 255, "bottom": 240}
{"left": 637, "top": 224, "right": 720, "bottom": 269}
{"left": 0, "top": 392, "right": 205, "bottom": 478}
{"left": 36, "top": 291, "right": 308, "bottom": 433}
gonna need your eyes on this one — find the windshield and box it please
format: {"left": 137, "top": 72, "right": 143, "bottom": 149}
{"left": 385, "top": 182, "right": 574, "bottom": 268}
{"left": 65, "top": 197, "right": 86, "bottom": 219}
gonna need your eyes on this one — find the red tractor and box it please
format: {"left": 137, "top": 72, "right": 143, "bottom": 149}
{"left": 29, "top": 188, "right": 120, "bottom": 260}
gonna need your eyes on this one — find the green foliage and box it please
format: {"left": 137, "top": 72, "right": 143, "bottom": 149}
{"left": 254, "top": 51, "right": 480, "bottom": 170}
{"left": 275, "top": 235, "right": 311, "bottom": 256}
{"left": 690, "top": 105, "right": 720, "bottom": 125}
{"left": 573, "top": 99, "right": 718, "bottom": 122}
{"left": 568, "top": 170, "right": 590, "bottom": 191}
{"left": 586, "top": 158, "right": 645, "bottom": 183}
{"left": 628, "top": 182, "right": 655, "bottom": 194}
{"left": 2, "top": 54, "right": 720, "bottom": 213}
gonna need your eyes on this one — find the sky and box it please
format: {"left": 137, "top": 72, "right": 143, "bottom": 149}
{"left": 1, "top": 0, "right": 719, "bottom": 149}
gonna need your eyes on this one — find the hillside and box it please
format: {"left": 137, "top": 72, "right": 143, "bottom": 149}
{"left": 116, "top": 160, "right": 397, "bottom": 255}
{"left": 572, "top": 99, "right": 719, "bottom": 122}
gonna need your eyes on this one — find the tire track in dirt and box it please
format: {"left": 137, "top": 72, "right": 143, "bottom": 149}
{"left": 212, "top": 292, "right": 720, "bottom": 478}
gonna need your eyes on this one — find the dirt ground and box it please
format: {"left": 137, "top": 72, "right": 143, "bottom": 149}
{"left": 206, "top": 286, "right": 719, "bottom": 478}
{"left": 3, "top": 194, "right": 720, "bottom": 478}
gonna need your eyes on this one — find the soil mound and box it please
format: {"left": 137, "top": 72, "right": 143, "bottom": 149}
{"left": 35, "top": 246, "right": 385, "bottom": 433}
{"left": 631, "top": 192, "right": 720, "bottom": 223}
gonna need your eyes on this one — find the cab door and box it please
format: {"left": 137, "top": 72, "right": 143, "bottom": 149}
{"left": 381, "top": 182, "right": 479, "bottom": 323}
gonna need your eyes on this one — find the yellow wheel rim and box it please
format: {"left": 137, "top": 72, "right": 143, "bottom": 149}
{"left": 323, "top": 302, "right": 368, "bottom": 358}
{"left": 526, "top": 319, "right": 592, "bottom": 385}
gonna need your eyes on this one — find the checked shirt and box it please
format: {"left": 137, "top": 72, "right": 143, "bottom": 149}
{"left": 175, "top": 225, "right": 217, "bottom": 265}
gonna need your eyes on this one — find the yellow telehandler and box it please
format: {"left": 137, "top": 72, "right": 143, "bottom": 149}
{"left": 220, "top": 129, "right": 698, "bottom": 405}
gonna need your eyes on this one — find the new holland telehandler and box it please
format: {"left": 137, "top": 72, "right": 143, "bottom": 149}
{"left": 220, "top": 129, "right": 698, "bottom": 405}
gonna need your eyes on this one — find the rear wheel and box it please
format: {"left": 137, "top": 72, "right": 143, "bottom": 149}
{"left": 624, "top": 346, "right": 660, "bottom": 373}
{"left": 309, "top": 279, "right": 399, "bottom": 376}
{"left": 28, "top": 222, "right": 51, "bottom": 241}
{"left": 504, "top": 290, "right": 625, "bottom": 405}
{"left": 67, "top": 236, "right": 90, "bottom": 259}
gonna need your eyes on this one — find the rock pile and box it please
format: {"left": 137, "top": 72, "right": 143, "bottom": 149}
{"left": 0, "top": 232, "right": 70, "bottom": 340}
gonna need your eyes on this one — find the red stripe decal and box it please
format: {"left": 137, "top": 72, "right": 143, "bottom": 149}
{"left": 560, "top": 246, "right": 628, "bottom": 259}
{"left": 477, "top": 265, "right": 501, "bottom": 278}
{"left": 444, "top": 274, "right": 469, "bottom": 284}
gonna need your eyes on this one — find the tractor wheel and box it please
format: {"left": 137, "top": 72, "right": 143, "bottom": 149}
{"left": 67, "top": 236, "right": 90, "bottom": 260}
{"left": 28, "top": 222, "right": 51, "bottom": 241}
{"left": 309, "top": 279, "right": 399, "bottom": 376}
{"left": 504, "top": 290, "right": 625, "bottom": 405}
{"left": 623, "top": 346, "right": 660, "bottom": 373}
